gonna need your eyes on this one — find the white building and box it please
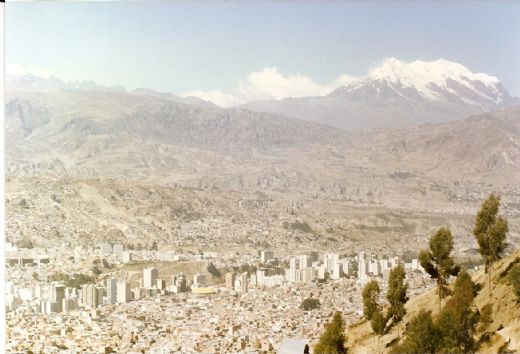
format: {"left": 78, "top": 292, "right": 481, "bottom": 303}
{"left": 234, "top": 272, "right": 248, "bottom": 293}
{"left": 100, "top": 244, "right": 112, "bottom": 256}
{"left": 116, "top": 282, "right": 131, "bottom": 303}
{"left": 106, "top": 278, "right": 117, "bottom": 304}
{"left": 113, "top": 244, "right": 124, "bottom": 255}
{"left": 325, "top": 253, "right": 340, "bottom": 273}
{"left": 261, "top": 250, "right": 274, "bottom": 263}
{"left": 143, "top": 267, "right": 159, "bottom": 289}
{"left": 193, "top": 273, "right": 207, "bottom": 288}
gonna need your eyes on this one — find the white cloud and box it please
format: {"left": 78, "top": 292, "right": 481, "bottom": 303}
{"left": 181, "top": 67, "right": 360, "bottom": 107}
{"left": 6, "top": 64, "right": 53, "bottom": 79}
{"left": 239, "top": 67, "right": 328, "bottom": 100}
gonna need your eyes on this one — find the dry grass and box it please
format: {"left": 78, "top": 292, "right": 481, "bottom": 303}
{"left": 347, "top": 249, "right": 520, "bottom": 353}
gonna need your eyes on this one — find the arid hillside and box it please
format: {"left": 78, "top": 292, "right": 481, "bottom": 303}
{"left": 347, "top": 249, "right": 520, "bottom": 353}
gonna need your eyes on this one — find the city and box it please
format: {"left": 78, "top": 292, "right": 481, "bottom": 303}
{"left": 5, "top": 243, "right": 433, "bottom": 353}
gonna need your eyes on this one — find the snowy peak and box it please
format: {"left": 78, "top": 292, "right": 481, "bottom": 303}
{"left": 332, "top": 58, "right": 510, "bottom": 106}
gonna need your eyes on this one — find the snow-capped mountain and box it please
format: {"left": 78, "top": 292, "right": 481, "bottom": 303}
{"left": 242, "top": 58, "right": 518, "bottom": 131}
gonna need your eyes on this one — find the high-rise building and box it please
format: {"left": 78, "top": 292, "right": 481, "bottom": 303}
{"left": 170, "top": 273, "right": 187, "bottom": 293}
{"left": 62, "top": 296, "right": 79, "bottom": 312}
{"left": 358, "top": 251, "right": 366, "bottom": 264}
{"left": 260, "top": 250, "right": 274, "bottom": 263}
{"left": 302, "top": 267, "right": 314, "bottom": 283}
{"left": 379, "top": 259, "right": 390, "bottom": 273}
{"left": 298, "top": 255, "right": 309, "bottom": 270}
{"left": 234, "top": 272, "right": 248, "bottom": 293}
{"left": 193, "top": 273, "right": 206, "bottom": 288}
{"left": 358, "top": 260, "right": 369, "bottom": 281}
{"left": 143, "top": 267, "right": 159, "bottom": 289}
{"left": 249, "top": 273, "right": 257, "bottom": 286}
{"left": 81, "top": 284, "right": 100, "bottom": 308}
{"left": 390, "top": 256, "right": 400, "bottom": 268}
{"left": 307, "top": 251, "right": 319, "bottom": 264}
{"left": 288, "top": 257, "right": 299, "bottom": 283}
{"left": 369, "top": 259, "right": 381, "bottom": 276}
{"left": 225, "top": 272, "right": 235, "bottom": 289}
{"left": 106, "top": 278, "right": 117, "bottom": 304}
{"left": 51, "top": 283, "right": 65, "bottom": 312}
{"left": 156, "top": 279, "right": 166, "bottom": 290}
{"left": 331, "top": 263, "right": 342, "bottom": 280}
{"left": 325, "top": 253, "right": 340, "bottom": 273}
{"left": 256, "top": 268, "right": 266, "bottom": 285}
{"left": 116, "top": 282, "right": 131, "bottom": 303}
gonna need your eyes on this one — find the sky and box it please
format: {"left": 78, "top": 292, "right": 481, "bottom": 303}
{"left": 6, "top": 1, "right": 520, "bottom": 106}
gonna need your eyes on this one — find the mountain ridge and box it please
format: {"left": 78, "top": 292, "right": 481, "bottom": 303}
{"left": 241, "top": 58, "right": 519, "bottom": 131}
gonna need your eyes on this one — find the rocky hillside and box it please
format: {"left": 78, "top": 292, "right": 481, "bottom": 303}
{"left": 349, "top": 105, "right": 520, "bottom": 187}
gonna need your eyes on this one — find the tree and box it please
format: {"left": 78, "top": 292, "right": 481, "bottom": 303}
{"left": 419, "top": 227, "right": 460, "bottom": 313}
{"left": 509, "top": 263, "right": 520, "bottom": 303}
{"left": 314, "top": 311, "right": 348, "bottom": 354}
{"left": 300, "top": 298, "right": 320, "bottom": 311}
{"left": 371, "top": 307, "right": 387, "bottom": 354}
{"left": 478, "top": 303, "right": 493, "bottom": 334}
{"left": 473, "top": 193, "right": 509, "bottom": 299}
{"left": 207, "top": 263, "right": 222, "bottom": 278}
{"left": 436, "top": 270, "right": 479, "bottom": 353}
{"left": 362, "top": 280, "right": 380, "bottom": 320}
{"left": 392, "top": 310, "right": 439, "bottom": 354}
{"left": 386, "top": 264, "right": 408, "bottom": 337}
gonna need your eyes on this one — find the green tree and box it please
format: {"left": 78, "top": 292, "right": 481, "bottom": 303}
{"left": 300, "top": 298, "right": 320, "bottom": 311}
{"left": 419, "top": 227, "right": 460, "bottom": 313}
{"left": 392, "top": 310, "right": 439, "bottom": 354}
{"left": 386, "top": 264, "right": 408, "bottom": 337}
{"left": 314, "top": 311, "right": 348, "bottom": 354}
{"left": 362, "top": 280, "right": 380, "bottom": 320}
{"left": 207, "top": 263, "right": 222, "bottom": 278}
{"left": 436, "top": 270, "right": 479, "bottom": 353}
{"left": 371, "top": 307, "right": 387, "bottom": 354}
{"left": 473, "top": 194, "right": 509, "bottom": 299}
{"left": 509, "top": 263, "right": 520, "bottom": 303}
{"left": 478, "top": 303, "right": 493, "bottom": 334}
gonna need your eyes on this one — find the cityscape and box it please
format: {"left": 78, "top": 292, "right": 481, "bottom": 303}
{"left": 4, "top": 1, "right": 520, "bottom": 353}
{"left": 6, "top": 241, "right": 432, "bottom": 353}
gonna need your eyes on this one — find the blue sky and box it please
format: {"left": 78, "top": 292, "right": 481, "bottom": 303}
{"left": 6, "top": 1, "right": 520, "bottom": 104}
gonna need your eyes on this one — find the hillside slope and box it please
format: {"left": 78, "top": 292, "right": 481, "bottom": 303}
{"left": 347, "top": 249, "right": 520, "bottom": 353}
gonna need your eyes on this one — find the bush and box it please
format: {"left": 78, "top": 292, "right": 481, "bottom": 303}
{"left": 510, "top": 263, "right": 520, "bottom": 302}
{"left": 207, "top": 263, "right": 222, "bottom": 278}
{"left": 300, "top": 298, "right": 320, "bottom": 311}
{"left": 391, "top": 310, "right": 439, "bottom": 354}
{"left": 314, "top": 312, "right": 347, "bottom": 354}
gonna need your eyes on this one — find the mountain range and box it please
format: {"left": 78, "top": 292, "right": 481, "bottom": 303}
{"left": 5, "top": 59, "right": 520, "bottom": 248}
{"left": 242, "top": 58, "right": 519, "bottom": 131}
{"left": 5, "top": 84, "right": 520, "bottom": 195}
